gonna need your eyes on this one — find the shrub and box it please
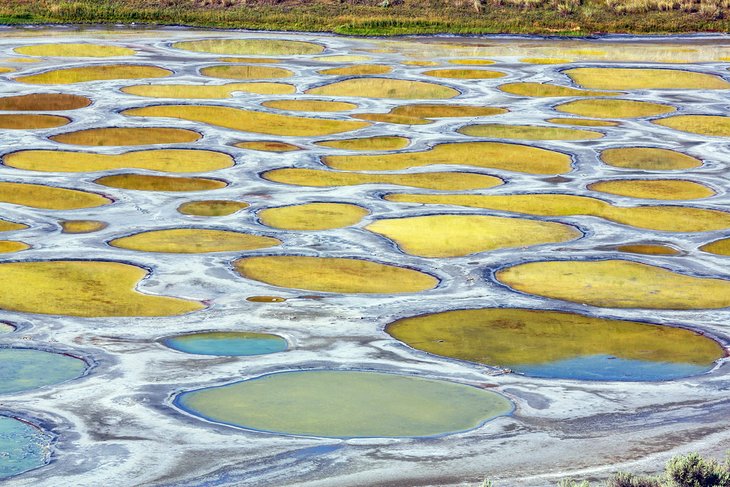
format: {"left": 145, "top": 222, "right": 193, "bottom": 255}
{"left": 665, "top": 453, "right": 730, "bottom": 487}
{"left": 549, "top": 452, "right": 730, "bottom": 487}
{"left": 557, "top": 480, "right": 591, "bottom": 487}
{"left": 606, "top": 472, "right": 662, "bottom": 487}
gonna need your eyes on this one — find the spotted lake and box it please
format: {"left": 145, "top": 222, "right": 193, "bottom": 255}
{"left": 0, "top": 27, "right": 727, "bottom": 487}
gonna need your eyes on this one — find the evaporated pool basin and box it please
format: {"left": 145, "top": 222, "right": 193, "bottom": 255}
{"left": 259, "top": 202, "right": 368, "bottom": 230}
{"left": 263, "top": 168, "right": 503, "bottom": 190}
{"left": 60, "top": 220, "right": 108, "bottom": 234}
{"left": 0, "top": 241, "right": 29, "bottom": 253}
{"left": 172, "top": 38, "right": 324, "bottom": 55}
{"left": 122, "top": 82, "right": 295, "bottom": 98}
{"left": 234, "top": 255, "right": 438, "bottom": 293}
{"left": 0, "top": 260, "right": 202, "bottom": 317}
{"left": 110, "top": 228, "right": 280, "bottom": 253}
{"left": 385, "top": 193, "right": 730, "bottom": 232}
{"left": 306, "top": 78, "right": 459, "bottom": 99}
{"left": 16, "top": 64, "right": 171, "bottom": 84}
{"left": 177, "top": 200, "right": 248, "bottom": 216}
{"left": 0, "top": 93, "right": 91, "bottom": 110}
{"left": 15, "top": 43, "right": 136, "bottom": 57}
{"left": 366, "top": 214, "right": 580, "bottom": 257}
{"left": 0, "top": 348, "right": 87, "bottom": 394}
{"left": 123, "top": 105, "right": 368, "bottom": 136}
{"left": 324, "top": 141, "right": 571, "bottom": 174}
{"left": 0, "top": 182, "right": 110, "bottom": 210}
{"left": 162, "top": 331, "right": 287, "bottom": 356}
{"left": 355, "top": 104, "right": 507, "bottom": 125}
{"left": 95, "top": 174, "right": 227, "bottom": 192}
{"left": 496, "top": 260, "right": 730, "bottom": 309}
{"left": 5, "top": 149, "right": 233, "bottom": 173}
{"left": 387, "top": 309, "right": 725, "bottom": 381}
{"left": 174, "top": 370, "right": 513, "bottom": 437}
{"left": 0, "top": 416, "right": 50, "bottom": 479}
{"left": 316, "top": 135, "right": 409, "bottom": 150}
{"left": 600, "top": 147, "right": 702, "bottom": 170}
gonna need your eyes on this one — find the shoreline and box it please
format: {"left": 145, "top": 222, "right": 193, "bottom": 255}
{"left": 2, "top": 23, "right": 730, "bottom": 41}
{"left": 0, "top": 1, "right": 729, "bottom": 37}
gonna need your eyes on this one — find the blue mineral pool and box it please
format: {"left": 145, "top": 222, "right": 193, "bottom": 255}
{"left": 161, "top": 331, "right": 287, "bottom": 356}
{"left": 514, "top": 355, "right": 712, "bottom": 381}
{"left": 0, "top": 416, "right": 50, "bottom": 479}
{"left": 0, "top": 348, "right": 88, "bottom": 394}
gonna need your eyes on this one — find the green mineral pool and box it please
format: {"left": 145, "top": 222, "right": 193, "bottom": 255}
{"left": 175, "top": 370, "right": 513, "bottom": 438}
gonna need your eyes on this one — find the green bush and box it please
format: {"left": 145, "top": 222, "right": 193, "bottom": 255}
{"left": 665, "top": 453, "right": 730, "bottom": 487}
{"left": 606, "top": 472, "right": 662, "bottom": 487}
{"left": 550, "top": 452, "right": 730, "bottom": 487}
{"left": 558, "top": 480, "right": 591, "bottom": 487}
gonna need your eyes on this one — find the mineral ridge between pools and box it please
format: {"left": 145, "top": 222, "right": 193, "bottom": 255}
{"left": 2, "top": 30, "right": 730, "bottom": 487}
